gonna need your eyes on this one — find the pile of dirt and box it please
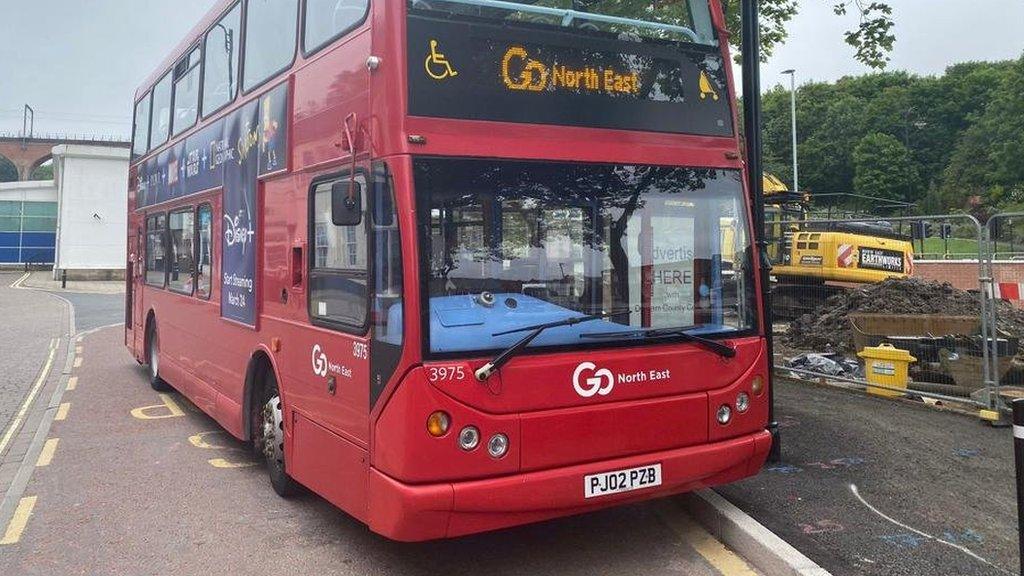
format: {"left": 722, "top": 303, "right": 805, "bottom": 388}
{"left": 783, "top": 277, "right": 1024, "bottom": 352}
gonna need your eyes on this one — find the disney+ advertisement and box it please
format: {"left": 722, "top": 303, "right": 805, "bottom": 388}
{"left": 136, "top": 81, "right": 288, "bottom": 327}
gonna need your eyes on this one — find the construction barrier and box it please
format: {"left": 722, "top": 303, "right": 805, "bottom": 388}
{"left": 771, "top": 212, "right": 1016, "bottom": 423}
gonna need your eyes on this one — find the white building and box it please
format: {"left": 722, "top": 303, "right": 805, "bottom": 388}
{"left": 51, "top": 144, "right": 129, "bottom": 279}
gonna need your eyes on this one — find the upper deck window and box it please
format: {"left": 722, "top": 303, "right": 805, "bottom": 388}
{"left": 407, "top": 0, "right": 717, "bottom": 46}
{"left": 203, "top": 3, "right": 241, "bottom": 117}
{"left": 303, "top": 0, "right": 369, "bottom": 55}
{"left": 132, "top": 95, "right": 151, "bottom": 158}
{"left": 172, "top": 47, "right": 202, "bottom": 136}
{"left": 150, "top": 73, "right": 173, "bottom": 148}
{"left": 243, "top": 0, "right": 299, "bottom": 92}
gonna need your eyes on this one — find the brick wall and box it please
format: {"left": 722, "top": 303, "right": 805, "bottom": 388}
{"left": 914, "top": 260, "right": 1024, "bottom": 292}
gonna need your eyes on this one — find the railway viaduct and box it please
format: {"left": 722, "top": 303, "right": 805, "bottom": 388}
{"left": 0, "top": 135, "right": 128, "bottom": 181}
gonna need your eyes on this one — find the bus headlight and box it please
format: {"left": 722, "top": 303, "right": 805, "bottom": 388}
{"left": 458, "top": 426, "right": 480, "bottom": 450}
{"left": 427, "top": 411, "right": 450, "bottom": 437}
{"left": 716, "top": 405, "right": 732, "bottom": 425}
{"left": 487, "top": 434, "right": 509, "bottom": 458}
{"left": 736, "top": 392, "right": 750, "bottom": 413}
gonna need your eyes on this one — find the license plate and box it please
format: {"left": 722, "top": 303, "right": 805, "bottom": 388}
{"left": 584, "top": 464, "right": 662, "bottom": 499}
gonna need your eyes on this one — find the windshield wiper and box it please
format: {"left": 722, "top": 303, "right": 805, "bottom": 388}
{"left": 474, "top": 310, "right": 628, "bottom": 382}
{"left": 579, "top": 326, "right": 737, "bottom": 358}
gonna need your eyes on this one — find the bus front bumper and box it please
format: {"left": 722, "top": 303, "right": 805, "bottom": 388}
{"left": 366, "top": 429, "right": 771, "bottom": 541}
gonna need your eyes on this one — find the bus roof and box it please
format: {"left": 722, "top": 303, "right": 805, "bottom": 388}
{"left": 134, "top": 0, "right": 236, "bottom": 102}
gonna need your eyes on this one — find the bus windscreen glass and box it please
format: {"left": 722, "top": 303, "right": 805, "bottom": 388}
{"left": 407, "top": 0, "right": 732, "bottom": 135}
{"left": 409, "top": 0, "right": 717, "bottom": 45}
{"left": 415, "top": 158, "right": 757, "bottom": 354}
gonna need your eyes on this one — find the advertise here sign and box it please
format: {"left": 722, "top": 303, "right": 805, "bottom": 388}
{"left": 629, "top": 215, "right": 696, "bottom": 328}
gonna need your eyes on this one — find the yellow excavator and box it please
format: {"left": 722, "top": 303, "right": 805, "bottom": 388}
{"left": 762, "top": 175, "right": 915, "bottom": 319}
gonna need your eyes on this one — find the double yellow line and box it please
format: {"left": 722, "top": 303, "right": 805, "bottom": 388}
{"left": 0, "top": 338, "right": 58, "bottom": 456}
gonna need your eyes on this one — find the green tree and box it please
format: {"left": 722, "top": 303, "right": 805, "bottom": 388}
{"left": 852, "top": 132, "right": 919, "bottom": 207}
{"left": 0, "top": 156, "right": 16, "bottom": 183}
{"left": 724, "top": 0, "right": 895, "bottom": 68}
{"left": 941, "top": 56, "right": 1024, "bottom": 209}
{"left": 30, "top": 162, "right": 53, "bottom": 181}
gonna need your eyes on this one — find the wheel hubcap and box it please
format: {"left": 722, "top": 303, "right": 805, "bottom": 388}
{"left": 262, "top": 395, "right": 285, "bottom": 467}
{"left": 149, "top": 336, "right": 159, "bottom": 379}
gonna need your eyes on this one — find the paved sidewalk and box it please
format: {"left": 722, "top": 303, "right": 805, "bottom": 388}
{"left": 0, "top": 274, "right": 68, "bottom": 456}
{"left": 18, "top": 271, "right": 124, "bottom": 295}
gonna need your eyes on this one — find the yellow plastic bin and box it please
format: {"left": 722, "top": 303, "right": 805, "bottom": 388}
{"left": 857, "top": 343, "right": 916, "bottom": 398}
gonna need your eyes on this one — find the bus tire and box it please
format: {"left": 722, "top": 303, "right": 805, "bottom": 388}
{"left": 146, "top": 321, "right": 171, "bottom": 392}
{"left": 258, "top": 370, "right": 299, "bottom": 497}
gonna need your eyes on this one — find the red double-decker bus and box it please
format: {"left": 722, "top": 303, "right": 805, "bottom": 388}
{"left": 126, "top": 0, "right": 772, "bottom": 541}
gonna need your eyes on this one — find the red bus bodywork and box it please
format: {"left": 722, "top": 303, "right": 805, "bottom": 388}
{"left": 126, "top": 0, "right": 771, "bottom": 541}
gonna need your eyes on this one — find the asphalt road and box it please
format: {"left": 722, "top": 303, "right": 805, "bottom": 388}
{"left": 719, "top": 378, "right": 1018, "bottom": 576}
{"left": 3, "top": 274, "right": 1014, "bottom": 575}
{"left": 0, "top": 327, "right": 762, "bottom": 576}
{"left": 50, "top": 291, "right": 124, "bottom": 333}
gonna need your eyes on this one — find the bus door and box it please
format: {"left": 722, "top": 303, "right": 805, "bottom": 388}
{"left": 368, "top": 162, "right": 404, "bottom": 411}
{"left": 303, "top": 167, "right": 372, "bottom": 446}
{"left": 131, "top": 224, "right": 145, "bottom": 357}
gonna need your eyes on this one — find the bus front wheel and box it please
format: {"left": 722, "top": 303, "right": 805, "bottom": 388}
{"left": 259, "top": 372, "right": 299, "bottom": 497}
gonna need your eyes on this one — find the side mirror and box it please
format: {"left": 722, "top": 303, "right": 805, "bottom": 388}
{"left": 332, "top": 180, "right": 362, "bottom": 226}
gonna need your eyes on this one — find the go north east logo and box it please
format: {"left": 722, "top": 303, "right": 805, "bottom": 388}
{"left": 312, "top": 344, "right": 329, "bottom": 377}
{"left": 311, "top": 344, "right": 352, "bottom": 379}
{"left": 502, "top": 46, "right": 640, "bottom": 96}
{"left": 572, "top": 361, "right": 672, "bottom": 398}
{"left": 573, "top": 362, "right": 615, "bottom": 398}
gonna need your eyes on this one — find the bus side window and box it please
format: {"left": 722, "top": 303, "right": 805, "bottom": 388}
{"left": 309, "top": 174, "right": 368, "bottom": 330}
{"left": 132, "top": 93, "right": 151, "bottom": 158}
{"left": 172, "top": 47, "right": 201, "bottom": 136}
{"left": 372, "top": 164, "right": 402, "bottom": 345}
{"left": 168, "top": 209, "right": 196, "bottom": 295}
{"left": 145, "top": 213, "right": 167, "bottom": 288}
{"left": 150, "top": 72, "right": 172, "bottom": 148}
{"left": 243, "top": 0, "right": 299, "bottom": 93}
{"left": 303, "top": 0, "right": 369, "bottom": 55}
{"left": 202, "top": 2, "right": 241, "bottom": 118}
{"left": 196, "top": 204, "right": 213, "bottom": 299}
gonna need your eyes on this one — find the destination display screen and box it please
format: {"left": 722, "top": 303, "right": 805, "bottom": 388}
{"left": 407, "top": 14, "right": 733, "bottom": 136}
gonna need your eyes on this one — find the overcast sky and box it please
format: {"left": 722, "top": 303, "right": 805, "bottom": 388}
{"left": 2, "top": 0, "right": 1022, "bottom": 138}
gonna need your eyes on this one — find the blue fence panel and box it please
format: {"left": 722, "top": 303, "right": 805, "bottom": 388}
{"left": 0, "top": 248, "right": 19, "bottom": 263}
{"left": 21, "top": 248, "right": 55, "bottom": 263}
{"left": 21, "top": 232, "right": 56, "bottom": 248}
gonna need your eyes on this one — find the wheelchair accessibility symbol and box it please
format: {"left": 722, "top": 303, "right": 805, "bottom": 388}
{"left": 425, "top": 39, "right": 458, "bottom": 80}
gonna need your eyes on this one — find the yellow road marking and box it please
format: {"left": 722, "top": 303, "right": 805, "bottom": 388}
{"left": 189, "top": 431, "right": 230, "bottom": 450}
{"left": 0, "top": 496, "right": 37, "bottom": 545}
{"left": 0, "top": 339, "right": 58, "bottom": 455}
{"left": 129, "top": 394, "right": 185, "bottom": 420}
{"left": 36, "top": 438, "right": 59, "bottom": 467}
{"left": 657, "top": 502, "right": 758, "bottom": 576}
{"left": 208, "top": 458, "right": 257, "bottom": 469}
{"left": 73, "top": 357, "right": 82, "bottom": 368}
{"left": 66, "top": 376, "right": 78, "bottom": 391}
{"left": 54, "top": 403, "right": 71, "bottom": 421}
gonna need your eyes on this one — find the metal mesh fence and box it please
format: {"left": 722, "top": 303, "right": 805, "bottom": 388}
{"left": 768, "top": 213, "right": 1014, "bottom": 419}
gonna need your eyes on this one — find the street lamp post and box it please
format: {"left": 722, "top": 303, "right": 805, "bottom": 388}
{"left": 782, "top": 69, "right": 798, "bottom": 193}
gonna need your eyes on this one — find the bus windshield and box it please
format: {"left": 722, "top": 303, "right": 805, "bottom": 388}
{"left": 415, "top": 158, "right": 757, "bottom": 354}
{"left": 408, "top": 0, "right": 717, "bottom": 46}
